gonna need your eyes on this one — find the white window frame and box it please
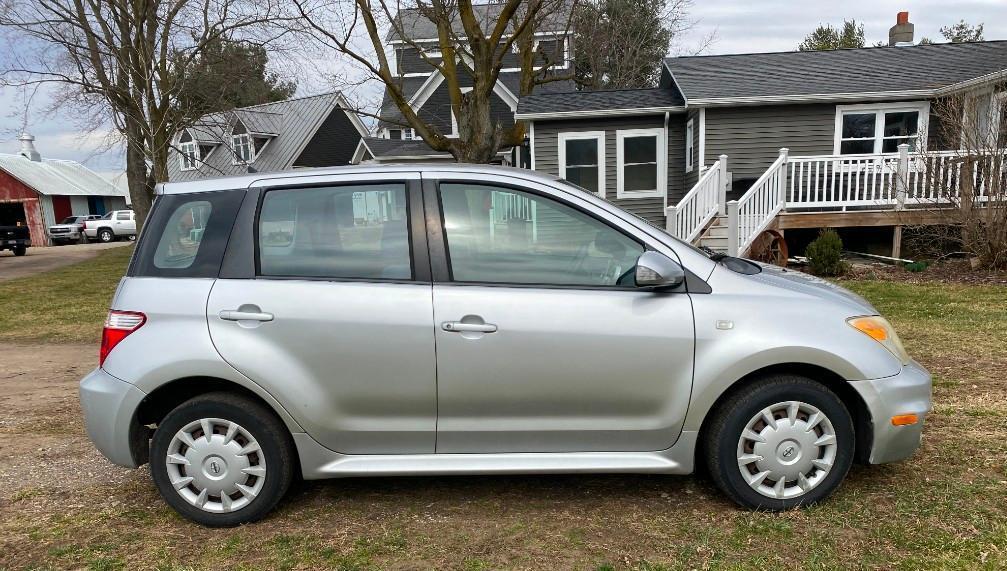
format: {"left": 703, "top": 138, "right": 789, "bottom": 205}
{"left": 616, "top": 128, "right": 665, "bottom": 199}
{"left": 833, "top": 102, "right": 929, "bottom": 155}
{"left": 178, "top": 139, "right": 199, "bottom": 171}
{"left": 685, "top": 119, "right": 695, "bottom": 173}
{"left": 558, "top": 131, "right": 606, "bottom": 198}
{"left": 402, "top": 128, "right": 415, "bottom": 140}
{"left": 231, "top": 132, "right": 254, "bottom": 165}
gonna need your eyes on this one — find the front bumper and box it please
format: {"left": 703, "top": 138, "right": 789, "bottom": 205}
{"left": 79, "top": 368, "right": 147, "bottom": 468}
{"left": 848, "top": 360, "right": 932, "bottom": 464}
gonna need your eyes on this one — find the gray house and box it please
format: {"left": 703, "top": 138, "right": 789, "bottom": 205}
{"left": 356, "top": 3, "right": 574, "bottom": 163}
{"left": 168, "top": 92, "right": 368, "bottom": 181}
{"left": 518, "top": 19, "right": 1007, "bottom": 258}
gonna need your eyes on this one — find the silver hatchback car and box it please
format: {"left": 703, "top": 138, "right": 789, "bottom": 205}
{"left": 80, "top": 165, "right": 931, "bottom": 526}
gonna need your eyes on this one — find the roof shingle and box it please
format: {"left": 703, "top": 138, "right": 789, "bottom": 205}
{"left": 665, "top": 41, "right": 1007, "bottom": 102}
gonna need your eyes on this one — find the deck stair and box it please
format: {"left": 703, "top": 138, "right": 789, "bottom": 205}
{"left": 695, "top": 215, "right": 729, "bottom": 253}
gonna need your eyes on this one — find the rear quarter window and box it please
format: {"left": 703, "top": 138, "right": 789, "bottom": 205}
{"left": 130, "top": 190, "right": 244, "bottom": 278}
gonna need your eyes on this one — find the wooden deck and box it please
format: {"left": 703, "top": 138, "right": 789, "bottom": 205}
{"left": 776, "top": 209, "right": 955, "bottom": 229}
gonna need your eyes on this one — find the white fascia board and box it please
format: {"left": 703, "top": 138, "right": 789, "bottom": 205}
{"left": 408, "top": 72, "right": 446, "bottom": 110}
{"left": 515, "top": 106, "right": 686, "bottom": 120}
{"left": 688, "top": 90, "right": 936, "bottom": 107}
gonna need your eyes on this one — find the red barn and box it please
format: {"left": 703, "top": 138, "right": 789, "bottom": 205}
{"left": 0, "top": 134, "right": 128, "bottom": 246}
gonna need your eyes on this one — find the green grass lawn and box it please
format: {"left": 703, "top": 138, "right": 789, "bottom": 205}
{"left": 2, "top": 252, "right": 1007, "bottom": 569}
{"left": 0, "top": 245, "right": 134, "bottom": 344}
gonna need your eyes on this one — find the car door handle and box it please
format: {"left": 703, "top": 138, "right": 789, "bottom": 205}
{"left": 442, "top": 321, "right": 497, "bottom": 333}
{"left": 219, "top": 310, "right": 274, "bottom": 322}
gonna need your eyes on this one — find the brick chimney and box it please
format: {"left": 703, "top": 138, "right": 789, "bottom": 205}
{"left": 889, "top": 11, "right": 914, "bottom": 46}
{"left": 18, "top": 133, "right": 41, "bottom": 162}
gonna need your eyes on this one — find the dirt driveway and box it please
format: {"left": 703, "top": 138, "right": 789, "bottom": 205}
{"left": 0, "top": 242, "right": 132, "bottom": 282}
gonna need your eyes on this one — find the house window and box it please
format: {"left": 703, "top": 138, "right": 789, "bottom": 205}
{"left": 616, "top": 128, "right": 664, "bottom": 199}
{"left": 558, "top": 131, "right": 605, "bottom": 196}
{"left": 835, "top": 103, "right": 928, "bottom": 155}
{"left": 685, "top": 119, "right": 694, "bottom": 173}
{"left": 402, "top": 128, "right": 415, "bottom": 140}
{"left": 178, "top": 131, "right": 199, "bottom": 171}
{"left": 232, "top": 132, "right": 253, "bottom": 164}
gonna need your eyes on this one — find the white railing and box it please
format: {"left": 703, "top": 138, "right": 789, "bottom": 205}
{"left": 727, "top": 148, "right": 788, "bottom": 256}
{"left": 666, "top": 154, "right": 728, "bottom": 242}
{"left": 787, "top": 148, "right": 1005, "bottom": 209}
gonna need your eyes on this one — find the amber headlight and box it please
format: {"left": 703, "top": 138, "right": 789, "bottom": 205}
{"left": 847, "top": 316, "right": 910, "bottom": 365}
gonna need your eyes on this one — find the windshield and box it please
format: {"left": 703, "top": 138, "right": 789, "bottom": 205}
{"left": 59, "top": 217, "right": 79, "bottom": 224}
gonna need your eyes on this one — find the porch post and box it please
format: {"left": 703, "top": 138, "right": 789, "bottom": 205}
{"left": 895, "top": 143, "right": 909, "bottom": 211}
{"left": 778, "top": 148, "right": 789, "bottom": 209}
{"left": 665, "top": 205, "right": 679, "bottom": 237}
{"left": 718, "top": 154, "right": 729, "bottom": 215}
{"left": 727, "top": 200, "right": 740, "bottom": 257}
{"left": 893, "top": 143, "right": 910, "bottom": 259}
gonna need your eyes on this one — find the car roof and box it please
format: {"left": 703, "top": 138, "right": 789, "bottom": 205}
{"left": 156, "top": 163, "right": 565, "bottom": 195}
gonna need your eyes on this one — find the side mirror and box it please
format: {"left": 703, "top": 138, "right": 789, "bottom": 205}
{"left": 635, "top": 251, "right": 686, "bottom": 289}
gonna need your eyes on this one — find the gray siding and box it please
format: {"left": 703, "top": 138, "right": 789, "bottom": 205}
{"left": 532, "top": 115, "right": 671, "bottom": 225}
{"left": 682, "top": 108, "right": 702, "bottom": 195}
{"left": 704, "top": 104, "right": 836, "bottom": 194}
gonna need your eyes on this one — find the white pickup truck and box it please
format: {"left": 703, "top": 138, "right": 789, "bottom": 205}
{"left": 83, "top": 210, "right": 136, "bottom": 243}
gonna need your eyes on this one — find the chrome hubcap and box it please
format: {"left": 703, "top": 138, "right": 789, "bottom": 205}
{"left": 737, "top": 401, "right": 837, "bottom": 500}
{"left": 165, "top": 418, "right": 266, "bottom": 513}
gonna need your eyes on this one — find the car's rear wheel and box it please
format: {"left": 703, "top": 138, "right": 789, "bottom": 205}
{"left": 12, "top": 245, "right": 26, "bottom": 256}
{"left": 97, "top": 228, "right": 114, "bottom": 243}
{"left": 149, "top": 392, "right": 295, "bottom": 527}
{"left": 703, "top": 375, "right": 854, "bottom": 510}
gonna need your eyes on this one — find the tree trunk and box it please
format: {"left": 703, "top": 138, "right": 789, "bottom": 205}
{"left": 124, "top": 118, "right": 153, "bottom": 228}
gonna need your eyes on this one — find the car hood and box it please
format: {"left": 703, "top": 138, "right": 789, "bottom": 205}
{"left": 747, "top": 262, "right": 877, "bottom": 315}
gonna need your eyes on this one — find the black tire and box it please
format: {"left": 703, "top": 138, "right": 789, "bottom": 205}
{"left": 703, "top": 375, "right": 855, "bottom": 511}
{"left": 149, "top": 392, "right": 295, "bottom": 527}
{"left": 97, "top": 228, "right": 114, "bottom": 243}
{"left": 12, "top": 246, "right": 26, "bottom": 256}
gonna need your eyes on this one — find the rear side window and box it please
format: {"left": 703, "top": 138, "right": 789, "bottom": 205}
{"left": 152, "top": 201, "right": 212, "bottom": 269}
{"left": 257, "top": 183, "right": 411, "bottom": 280}
{"left": 131, "top": 190, "right": 244, "bottom": 278}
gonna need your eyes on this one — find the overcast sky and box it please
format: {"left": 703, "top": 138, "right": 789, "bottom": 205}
{"left": 1, "top": 0, "right": 1004, "bottom": 178}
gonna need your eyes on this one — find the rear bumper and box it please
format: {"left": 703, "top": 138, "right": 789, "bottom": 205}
{"left": 79, "top": 368, "right": 147, "bottom": 468}
{"left": 849, "top": 360, "right": 932, "bottom": 464}
{"left": 0, "top": 238, "right": 30, "bottom": 249}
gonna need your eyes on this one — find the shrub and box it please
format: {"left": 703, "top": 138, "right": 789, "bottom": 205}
{"left": 805, "top": 228, "right": 848, "bottom": 276}
{"left": 903, "top": 260, "right": 929, "bottom": 272}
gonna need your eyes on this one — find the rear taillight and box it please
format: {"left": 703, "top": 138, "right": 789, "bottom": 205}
{"left": 100, "top": 310, "right": 146, "bottom": 367}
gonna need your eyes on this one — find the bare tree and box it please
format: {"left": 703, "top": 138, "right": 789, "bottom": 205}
{"left": 0, "top": 0, "right": 293, "bottom": 225}
{"left": 913, "top": 85, "right": 1007, "bottom": 269}
{"left": 290, "top": 0, "right": 574, "bottom": 163}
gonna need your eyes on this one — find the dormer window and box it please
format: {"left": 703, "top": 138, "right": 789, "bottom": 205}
{"left": 178, "top": 131, "right": 199, "bottom": 171}
{"left": 231, "top": 123, "right": 254, "bottom": 164}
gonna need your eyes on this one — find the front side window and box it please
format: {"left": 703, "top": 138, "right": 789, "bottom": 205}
{"left": 836, "top": 104, "right": 926, "bottom": 155}
{"left": 258, "top": 184, "right": 411, "bottom": 280}
{"left": 116, "top": 212, "right": 131, "bottom": 220}
{"left": 232, "top": 133, "right": 253, "bottom": 163}
{"left": 617, "top": 129, "right": 663, "bottom": 198}
{"left": 439, "top": 183, "right": 644, "bottom": 287}
{"left": 559, "top": 132, "right": 604, "bottom": 196}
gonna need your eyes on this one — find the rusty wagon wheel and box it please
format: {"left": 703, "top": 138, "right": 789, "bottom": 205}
{"left": 749, "top": 229, "right": 789, "bottom": 267}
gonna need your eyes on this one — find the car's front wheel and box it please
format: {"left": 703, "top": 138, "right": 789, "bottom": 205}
{"left": 704, "top": 375, "right": 855, "bottom": 510}
{"left": 149, "top": 392, "right": 295, "bottom": 527}
{"left": 12, "top": 245, "right": 26, "bottom": 256}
